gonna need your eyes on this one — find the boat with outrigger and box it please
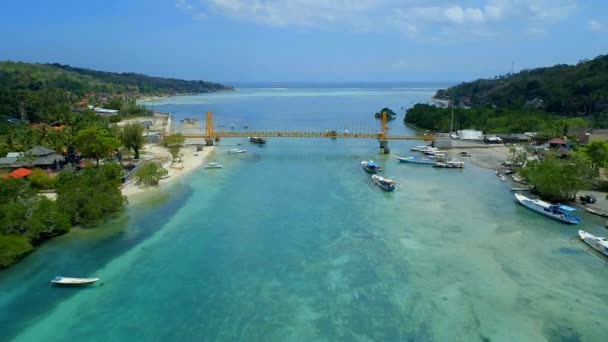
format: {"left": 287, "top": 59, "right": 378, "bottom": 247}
{"left": 249, "top": 137, "right": 266, "bottom": 145}
{"left": 204, "top": 162, "right": 222, "bottom": 169}
{"left": 514, "top": 193, "right": 581, "bottom": 224}
{"left": 51, "top": 276, "right": 99, "bottom": 286}
{"left": 433, "top": 161, "right": 465, "bottom": 168}
{"left": 361, "top": 160, "right": 382, "bottom": 173}
{"left": 228, "top": 148, "right": 246, "bottom": 154}
{"left": 396, "top": 156, "right": 436, "bottom": 165}
{"left": 578, "top": 230, "right": 608, "bottom": 257}
{"left": 371, "top": 175, "right": 397, "bottom": 192}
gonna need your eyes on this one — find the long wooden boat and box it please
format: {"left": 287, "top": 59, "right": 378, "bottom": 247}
{"left": 578, "top": 230, "right": 608, "bottom": 257}
{"left": 51, "top": 276, "right": 99, "bottom": 286}
{"left": 514, "top": 193, "right": 581, "bottom": 224}
{"left": 249, "top": 137, "right": 266, "bottom": 145}
{"left": 396, "top": 156, "right": 435, "bottom": 165}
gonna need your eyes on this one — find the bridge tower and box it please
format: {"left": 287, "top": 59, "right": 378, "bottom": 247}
{"left": 379, "top": 111, "right": 390, "bottom": 154}
{"left": 205, "top": 111, "right": 216, "bottom": 145}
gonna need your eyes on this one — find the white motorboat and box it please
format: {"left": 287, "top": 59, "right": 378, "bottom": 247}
{"left": 228, "top": 149, "right": 246, "bottom": 154}
{"left": 578, "top": 230, "right": 608, "bottom": 257}
{"left": 371, "top": 174, "right": 397, "bottom": 192}
{"left": 500, "top": 176, "right": 507, "bottom": 182}
{"left": 51, "top": 276, "right": 99, "bottom": 286}
{"left": 514, "top": 193, "right": 581, "bottom": 224}
{"left": 204, "top": 162, "right": 222, "bottom": 169}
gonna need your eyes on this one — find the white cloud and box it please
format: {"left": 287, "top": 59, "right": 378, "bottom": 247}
{"left": 176, "top": 0, "right": 194, "bottom": 11}
{"left": 180, "top": 0, "right": 579, "bottom": 40}
{"left": 587, "top": 19, "right": 605, "bottom": 32}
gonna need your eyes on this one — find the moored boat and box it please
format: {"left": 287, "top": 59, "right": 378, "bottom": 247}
{"left": 204, "top": 162, "right": 222, "bottom": 169}
{"left": 249, "top": 137, "right": 266, "bottom": 145}
{"left": 433, "top": 161, "right": 465, "bottom": 168}
{"left": 410, "top": 145, "right": 430, "bottom": 152}
{"left": 578, "top": 230, "right": 608, "bottom": 257}
{"left": 514, "top": 193, "right": 581, "bottom": 224}
{"left": 396, "top": 156, "right": 435, "bottom": 165}
{"left": 361, "top": 160, "right": 381, "bottom": 173}
{"left": 228, "top": 148, "right": 246, "bottom": 154}
{"left": 371, "top": 174, "right": 397, "bottom": 192}
{"left": 51, "top": 276, "right": 99, "bottom": 286}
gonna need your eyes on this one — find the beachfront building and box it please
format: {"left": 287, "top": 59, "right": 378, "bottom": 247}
{"left": 457, "top": 129, "right": 484, "bottom": 140}
{"left": 569, "top": 128, "right": 608, "bottom": 145}
{"left": 0, "top": 146, "right": 63, "bottom": 169}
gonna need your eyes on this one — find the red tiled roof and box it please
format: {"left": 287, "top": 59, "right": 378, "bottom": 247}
{"left": 2, "top": 168, "right": 32, "bottom": 179}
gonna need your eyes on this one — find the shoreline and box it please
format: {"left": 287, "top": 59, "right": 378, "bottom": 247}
{"left": 121, "top": 144, "right": 215, "bottom": 201}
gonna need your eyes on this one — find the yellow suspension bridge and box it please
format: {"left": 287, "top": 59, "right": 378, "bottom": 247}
{"left": 173, "top": 112, "right": 433, "bottom": 152}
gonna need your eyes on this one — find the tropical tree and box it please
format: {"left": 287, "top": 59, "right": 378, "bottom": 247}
{"left": 121, "top": 123, "right": 145, "bottom": 159}
{"left": 135, "top": 161, "right": 168, "bottom": 186}
{"left": 74, "top": 126, "right": 121, "bottom": 166}
{"left": 521, "top": 155, "right": 597, "bottom": 201}
{"left": 161, "top": 133, "right": 185, "bottom": 162}
{"left": 580, "top": 141, "right": 608, "bottom": 168}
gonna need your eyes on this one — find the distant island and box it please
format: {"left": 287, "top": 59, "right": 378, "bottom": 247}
{"left": 405, "top": 53, "right": 608, "bottom": 133}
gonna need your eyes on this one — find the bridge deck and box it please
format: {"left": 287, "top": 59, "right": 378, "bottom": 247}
{"left": 179, "top": 131, "right": 432, "bottom": 141}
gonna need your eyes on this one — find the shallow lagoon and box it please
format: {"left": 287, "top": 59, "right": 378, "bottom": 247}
{"left": 1, "top": 86, "right": 607, "bottom": 341}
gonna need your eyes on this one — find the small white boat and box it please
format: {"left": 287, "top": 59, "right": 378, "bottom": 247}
{"left": 204, "top": 162, "right": 222, "bottom": 169}
{"left": 51, "top": 276, "right": 99, "bottom": 286}
{"left": 228, "top": 149, "right": 246, "bottom": 154}
{"left": 578, "top": 230, "right": 608, "bottom": 257}
{"left": 514, "top": 193, "right": 581, "bottom": 224}
{"left": 512, "top": 175, "right": 525, "bottom": 183}
{"left": 500, "top": 176, "right": 507, "bottom": 182}
{"left": 361, "top": 160, "right": 381, "bottom": 173}
{"left": 371, "top": 174, "right": 397, "bottom": 192}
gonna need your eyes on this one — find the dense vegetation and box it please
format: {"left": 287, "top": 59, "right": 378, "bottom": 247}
{"left": 436, "top": 54, "right": 608, "bottom": 116}
{"left": 406, "top": 54, "right": 608, "bottom": 131}
{"left": 0, "top": 61, "right": 232, "bottom": 97}
{"left": 0, "top": 164, "right": 126, "bottom": 268}
{"left": 374, "top": 108, "right": 397, "bottom": 121}
{"left": 0, "top": 62, "right": 216, "bottom": 268}
{"left": 405, "top": 104, "right": 588, "bottom": 135}
{"left": 0, "top": 61, "right": 232, "bottom": 122}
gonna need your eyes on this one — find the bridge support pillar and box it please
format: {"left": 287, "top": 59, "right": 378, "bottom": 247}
{"left": 379, "top": 140, "right": 390, "bottom": 154}
{"left": 205, "top": 138, "right": 214, "bottom": 146}
{"left": 214, "top": 136, "right": 220, "bottom": 142}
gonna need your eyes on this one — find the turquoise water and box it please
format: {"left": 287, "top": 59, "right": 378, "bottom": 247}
{"left": 1, "top": 86, "right": 608, "bottom": 341}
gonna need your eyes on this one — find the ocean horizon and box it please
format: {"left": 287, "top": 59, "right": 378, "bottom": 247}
{"left": 2, "top": 86, "right": 607, "bottom": 341}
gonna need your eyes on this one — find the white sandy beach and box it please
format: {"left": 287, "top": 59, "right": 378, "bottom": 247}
{"left": 121, "top": 144, "right": 215, "bottom": 199}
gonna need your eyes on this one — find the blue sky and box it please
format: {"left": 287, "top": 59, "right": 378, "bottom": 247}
{"left": 0, "top": 0, "right": 607, "bottom": 83}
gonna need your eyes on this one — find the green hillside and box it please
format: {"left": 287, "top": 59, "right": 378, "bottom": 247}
{"left": 0, "top": 61, "right": 232, "bottom": 121}
{"left": 435, "top": 54, "right": 608, "bottom": 116}
{"left": 0, "top": 61, "right": 232, "bottom": 96}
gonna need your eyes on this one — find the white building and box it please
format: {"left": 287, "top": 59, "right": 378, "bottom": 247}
{"left": 457, "top": 129, "right": 484, "bottom": 140}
